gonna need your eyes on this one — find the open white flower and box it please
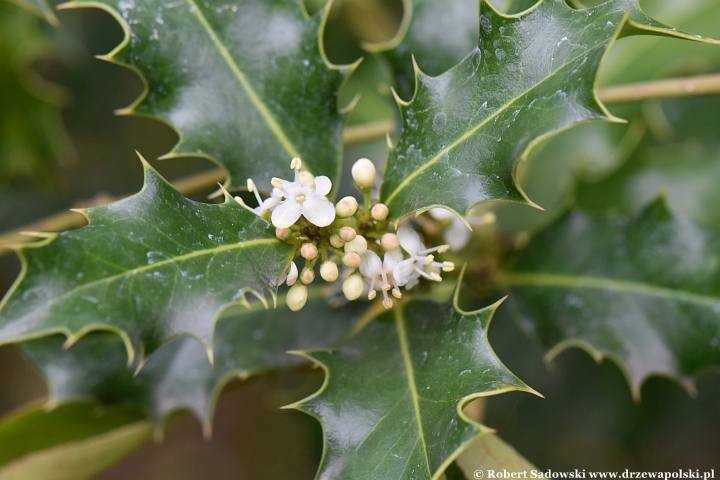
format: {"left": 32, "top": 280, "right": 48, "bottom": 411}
{"left": 429, "top": 208, "right": 471, "bottom": 251}
{"left": 397, "top": 226, "right": 454, "bottom": 288}
{"left": 359, "top": 249, "right": 414, "bottom": 309}
{"left": 270, "top": 158, "right": 336, "bottom": 228}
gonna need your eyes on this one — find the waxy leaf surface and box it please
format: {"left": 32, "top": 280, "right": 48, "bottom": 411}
{"left": 0, "top": 163, "right": 293, "bottom": 363}
{"left": 380, "top": 0, "right": 713, "bottom": 221}
{"left": 293, "top": 297, "right": 533, "bottom": 480}
{"left": 0, "top": 402, "right": 150, "bottom": 480}
{"left": 506, "top": 200, "right": 720, "bottom": 397}
{"left": 20, "top": 296, "right": 368, "bottom": 431}
{"left": 63, "top": 0, "right": 347, "bottom": 191}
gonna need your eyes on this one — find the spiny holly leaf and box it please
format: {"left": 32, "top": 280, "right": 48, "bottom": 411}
{"left": 6, "top": 0, "right": 59, "bottom": 25}
{"left": 58, "top": 0, "right": 349, "bottom": 191}
{"left": 379, "top": 0, "right": 717, "bottom": 222}
{"left": 20, "top": 296, "right": 370, "bottom": 434}
{"left": 0, "top": 1, "right": 73, "bottom": 185}
{"left": 455, "top": 433, "right": 536, "bottom": 477}
{"left": 0, "top": 401, "right": 150, "bottom": 480}
{"left": 505, "top": 199, "right": 720, "bottom": 399}
{"left": 0, "top": 159, "right": 293, "bottom": 365}
{"left": 370, "top": 0, "right": 479, "bottom": 101}
{"left": 577, "top": 96, "right": 720, "bottom": 229}
{"left": 290, "top": 294, "right": 535, "bottom": 480}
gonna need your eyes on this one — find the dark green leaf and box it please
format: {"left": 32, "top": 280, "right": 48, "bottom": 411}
{"left": 59, "top": 0, "right": 349, "bottom": 191}
{"left": 0, "top": 401, "right": 150, "bottom": 480}
{"left": 577, "top": 96, "right": 720, "bottom": 229}
{"left": 291, "top": 294, "right": 535, "bottom": 480}
{"left": 505, "top": 200, "right": 720, "bottom": 398}
{"left": 379, "top": 0, "right": 716, "bottom": 221}
{"left": 21, "top": 295, "right": 370, "bottom": 432}
{"left": 0, "top": 161, "right": 293, "bottom": 362}
{"left": 0, "top": 1, "right": 71, "bottom": 185}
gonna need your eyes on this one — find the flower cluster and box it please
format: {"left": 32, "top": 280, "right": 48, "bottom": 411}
{"left": 239, "top": 158, "right": 456, "bottom": 311}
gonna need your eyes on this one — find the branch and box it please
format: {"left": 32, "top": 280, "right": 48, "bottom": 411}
{"left": 598, "top": 73, "right": 720, "bottom": 104}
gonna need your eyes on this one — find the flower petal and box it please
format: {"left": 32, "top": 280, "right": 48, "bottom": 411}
{"left": 359, "top": 250, "right": 382, "bottom": 278}
{"left": 312, "top": 176, "right": 332, "bottom": 196}
{"left": 302, "top": 196, "right": 336, "bottom": 227}
{"left": 397, "top": 226, "right": 424, "bottom": 256}
{"left": 271, "top": 200, "right": 301, "bottom": 228}
{"left": 393, "top": 258, "right": 416, "bottom": 287}
{"left": 383, "top": 248, "right": 404, "bottom": 271}
{"left": 446, "top": 220, "right": 471, "bottom": 250}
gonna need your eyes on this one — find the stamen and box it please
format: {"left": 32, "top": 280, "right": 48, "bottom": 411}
{"left": 247, "top": 179, "right": 263, "bottom": 206}
{"left": 296, "top": 194, "right": 306, "bottom": 204}
{"left": 392, "top": 287, "right": 402, "bottom": 299}
{"left": 442, "top": 261, "right": 455, "bottom": 272}
{"left": 368, "top": 290, "right": 377, "bottom": 300}
{"left": 291, "top": 157, "right": 302, "bottom": 170}
{"left": 271, "top": 177, "right": 284, "bottom": 188}
{"left": 414, "top": 266, "right": 436, "bottom": 280}
{"left": 425, "top": 254, "right": 434, "bottom": 265}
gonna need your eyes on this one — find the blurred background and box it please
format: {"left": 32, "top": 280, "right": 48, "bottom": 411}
{"left": 0, "top": 0, "right": 719, "bottom": 477}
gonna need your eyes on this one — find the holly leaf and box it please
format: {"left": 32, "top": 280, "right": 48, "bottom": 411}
{"left": 290, "top": 293, "right": 536, "bottom": 480}
{"left": 505, "top": 199, "right": 720, "bottom": 399}
{"left": 20, "top": 296, "right": 371, "bottom": 434}
{"left": 379, "top": 0, "right": 718, "bottom": 221}
{"left": 0, "top": 1, "right": 73, "bottom": 185}
{"left": 455, "top": 433, "right": 536, "bottom": 477}
{"left": 0, "top": 159, "right": 293, "bottom": 364}
{"left": 577, "top": 96, "right": 720, "bottom": 229}
{"left": 7, "top": 0, "right": 59, "bottom": 25}
{"left": 57, "top": 0, "right": 349, "bottom": 191}
{"left": 0, "top": 401, "right": 150, "bottom": 480}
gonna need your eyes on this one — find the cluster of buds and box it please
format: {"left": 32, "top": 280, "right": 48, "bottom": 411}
{"left": 238, "top": 158, "right": 455, "bottom": 312}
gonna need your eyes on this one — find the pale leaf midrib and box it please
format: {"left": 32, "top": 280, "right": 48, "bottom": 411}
{"left": 184, "top": 0, "right": 301, "bottom": 159}
{"left": 384, "top": 39, "right": 608, "bottom": 206}
{"left": 394, "top": 307, "right": 433, "bottom": 477}
{"left": 506, "top": 272, "right": 719, "bottom": 305}
{"left": 28, "top": 238, "right": 280, "bottom": 313}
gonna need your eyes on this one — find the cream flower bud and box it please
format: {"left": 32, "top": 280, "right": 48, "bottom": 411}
{"left": 371, "top": 203, "right": 389, "bottom": 221}
{"left": 329, "top": 234, "right": 345, "bottom": 249}
{"left": 335, "top": 196, "right": 358, "bottom": 218}
{"left": 286, "top": 261, "right": 298, "bottom": 286}
{"left": 342, "top": 274, "right": 364, "bottom": 301}
{"left": 275, "top": 227, "right": 291, "bottom": 240}
{"left": 286, "top": 284, "right": 308, "bottom": 311}
{"left": 300, "top": 267, "right": 315, "bottom": 284}
{"left": 320, "top": 261, "right": 339, "bottom": 282}
{"left": 351, "top": 158, "right": 376, "bottom": 190}
{"left": 339, "top": 226, "right": 357, "bottom": 242}
{"left": 342, "top": 252, "right": 361, "bottom": 268}
{"left": 381, "top": 233, "right": 399, "bottom": 251}
{"left": 300, "top": 243, "right": 318, "bottom": 260}
{"left": 344, "top": 235, "right": 367, "bottom": 255}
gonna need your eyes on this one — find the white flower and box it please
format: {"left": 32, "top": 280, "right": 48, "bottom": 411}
{"left": 270, "top": 158, "right": 336, "bottom": 228}
{"left": 359, "top": 249, "right": 414, "bottom": 309}
{"left": 397, "top": 226, "right": 454, "bottom": 289}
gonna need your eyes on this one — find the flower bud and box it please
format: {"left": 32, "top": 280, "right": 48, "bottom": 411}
{"left": 342, "top": 252, "right": 361, "bottom": 268}
{"left": 286, "top": 284, "right": 308, "bottom": 311}
{"left": 342, "top": 274, "right": 364, "bottom": 301}
{"left": 300, "top": 267, "right": 315, "bottom": 284}
{"left": 275, "top": 227, "right": 291, "bottom": 240}
{"left": 320, "top": 261, "right": 339, "bottom": 282}
{"left": 381, "top": 233, "right": 399, "bottom": 251}
{"left": 286, "top": 261, "right": 298, "bottom": 286}
{"left": 339, "top": 226, "right": 356, "bottom": 242}
{"left": 351, "top": 158, "right": 376, "bottom": 190}
{"left": 300, "top": 243, "right": 318, "bottom": 260}
{"left": 344, "top": 235, "right": 367, "bottom": 255}
{"left": 335, "top": 196, "right": 358, "bottom": 218}
{"left": 329, "top": 234, "right": 345, "bottom": 249}
{"left": 371, "top": 203, "right": 389, "bottom": 221}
